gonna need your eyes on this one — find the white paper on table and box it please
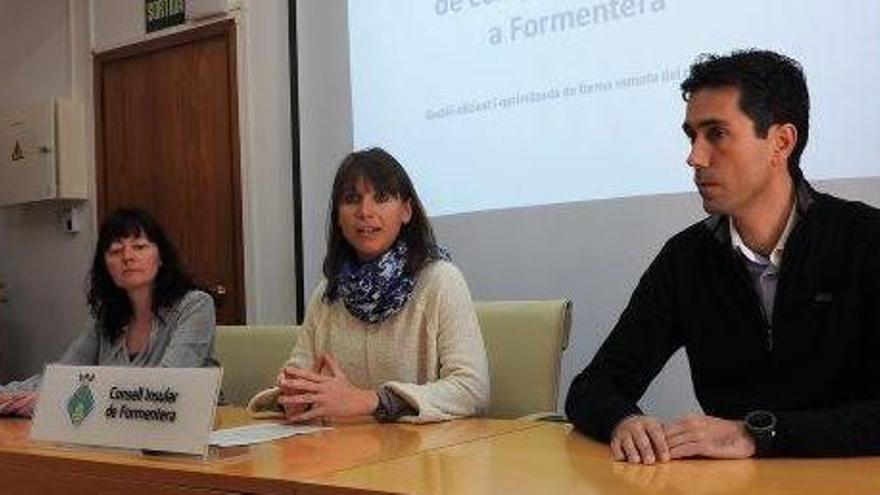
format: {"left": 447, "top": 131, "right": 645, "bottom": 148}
{"left": 210, "top": 422, "right": 330, "bottom": 447}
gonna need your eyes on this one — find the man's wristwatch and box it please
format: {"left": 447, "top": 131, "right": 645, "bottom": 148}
{"left": 744, "top": 410, "right": 777, "bottom": 455}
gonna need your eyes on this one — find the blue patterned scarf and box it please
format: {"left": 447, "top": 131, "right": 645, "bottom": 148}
{"left": 337, "top": 241, "right": 448, "bottom": 324}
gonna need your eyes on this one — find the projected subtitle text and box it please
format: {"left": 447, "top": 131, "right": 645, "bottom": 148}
{"left": 425, "top": 66, "right": 681, "bottom": 121}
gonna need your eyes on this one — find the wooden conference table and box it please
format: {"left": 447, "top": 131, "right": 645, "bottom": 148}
{"left": 0, "top": 407, "right": 878, "bottom": 494}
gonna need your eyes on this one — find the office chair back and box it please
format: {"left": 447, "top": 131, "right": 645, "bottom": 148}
{"left": 215, "top": 325, "right": 299, "bottom": 406}
{"left": 475, "top": 300, "right": 572, "bottom": 419}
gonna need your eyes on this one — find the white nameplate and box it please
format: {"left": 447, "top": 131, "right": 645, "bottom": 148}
{"left": 31, "top": 365, "right": 222, "bottom": 456}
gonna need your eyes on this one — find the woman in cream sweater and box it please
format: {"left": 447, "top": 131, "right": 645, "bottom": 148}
{"left": 249, "top": 148, "right": 489, "bottom": 423}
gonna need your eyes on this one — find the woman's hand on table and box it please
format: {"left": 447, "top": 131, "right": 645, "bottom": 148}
{"left": 277, "top": 355, "right": 378, "bottom": 422}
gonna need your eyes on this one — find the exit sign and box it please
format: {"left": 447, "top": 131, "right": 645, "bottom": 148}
{"left": 145, "top": 0, "right": 186, "bottom": 33}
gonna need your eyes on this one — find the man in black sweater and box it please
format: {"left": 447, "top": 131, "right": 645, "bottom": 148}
{"left": 565, "top": 50, "right": 880, "bottom": 463}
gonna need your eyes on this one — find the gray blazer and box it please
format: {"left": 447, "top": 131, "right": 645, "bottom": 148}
{"left": 2, "top": 290, "right": 218, "bottom": 392}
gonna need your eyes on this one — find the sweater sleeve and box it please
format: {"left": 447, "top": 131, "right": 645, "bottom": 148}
{"left": 382, "top": 263, "right": 491, "bottom": 423}
{"left": 158, "top": 291, "right": 217, "bottom": 368}
{"left": 4, "top": 320, "right": 102, "bottom": 393}
{"left": 57, "top": 321, "right": 101, "bottom": 366}
{"left": 565, "top": 243, "right": 684, "bottom": 441}
{"left": 770, "top": 400, "right": 880, "bottom": 457}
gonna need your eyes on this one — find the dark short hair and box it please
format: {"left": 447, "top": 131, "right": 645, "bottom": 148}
{"left": 322, "top": 147, "right": 442, "bottom": 301}
{"left": 88, "top": 207, "right": 195, "bottom": 341}
{"left": 680, "top": 49, "right": 810, "bottom": 183}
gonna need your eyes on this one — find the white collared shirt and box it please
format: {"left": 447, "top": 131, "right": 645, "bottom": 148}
{"left": 729, "top": 202, "right": 798, "bottom": 322}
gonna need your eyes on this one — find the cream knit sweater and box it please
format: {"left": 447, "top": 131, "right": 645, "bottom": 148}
{"left": 247, "top": 260, "right": 490, "bottom": 422}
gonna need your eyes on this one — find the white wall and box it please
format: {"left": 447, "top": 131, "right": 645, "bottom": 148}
{"left": 0, "top": 0, "right": 95, "bottom": 381}
{"left": 296, "top": 0, "right": 353, "bottom": 291}
{"left": 0, "top": 0, "right": 297, "bottom": 381}
{"left": 236, "top": 0, "right": 297, "bottom": 324}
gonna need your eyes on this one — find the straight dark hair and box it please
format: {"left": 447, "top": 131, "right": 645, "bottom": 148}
{"left": 680, "top": 49, "right": 810, "bottom": 185}
{"left": 87, "top": 208, "right": 196, "bottom": 342}
{"left": 322, "top": 148, "right": 442, "bottom": 301}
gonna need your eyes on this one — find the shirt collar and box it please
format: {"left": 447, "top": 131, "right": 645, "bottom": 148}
{"left": 729, "top": 200, "right": 798, "bottom": 268}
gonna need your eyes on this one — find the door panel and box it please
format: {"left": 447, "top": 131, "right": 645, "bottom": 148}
{"left": 95, "top": 21, "right": 244, "bottom": 324}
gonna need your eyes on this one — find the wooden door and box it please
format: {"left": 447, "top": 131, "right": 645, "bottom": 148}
{"left": 95, "top": 21, "right": 244, "bottom": 324}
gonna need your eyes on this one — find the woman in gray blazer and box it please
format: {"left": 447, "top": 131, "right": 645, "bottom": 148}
{"left": 0, "top": 208, "right": 217, "bottom": 416}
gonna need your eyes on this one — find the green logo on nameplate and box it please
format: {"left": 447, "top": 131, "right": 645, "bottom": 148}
{"left": 145, "top": 0, "right": 186, "bottom": 33}
{"left": 66, "top": 383, "right": 95, "bottom": 428}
